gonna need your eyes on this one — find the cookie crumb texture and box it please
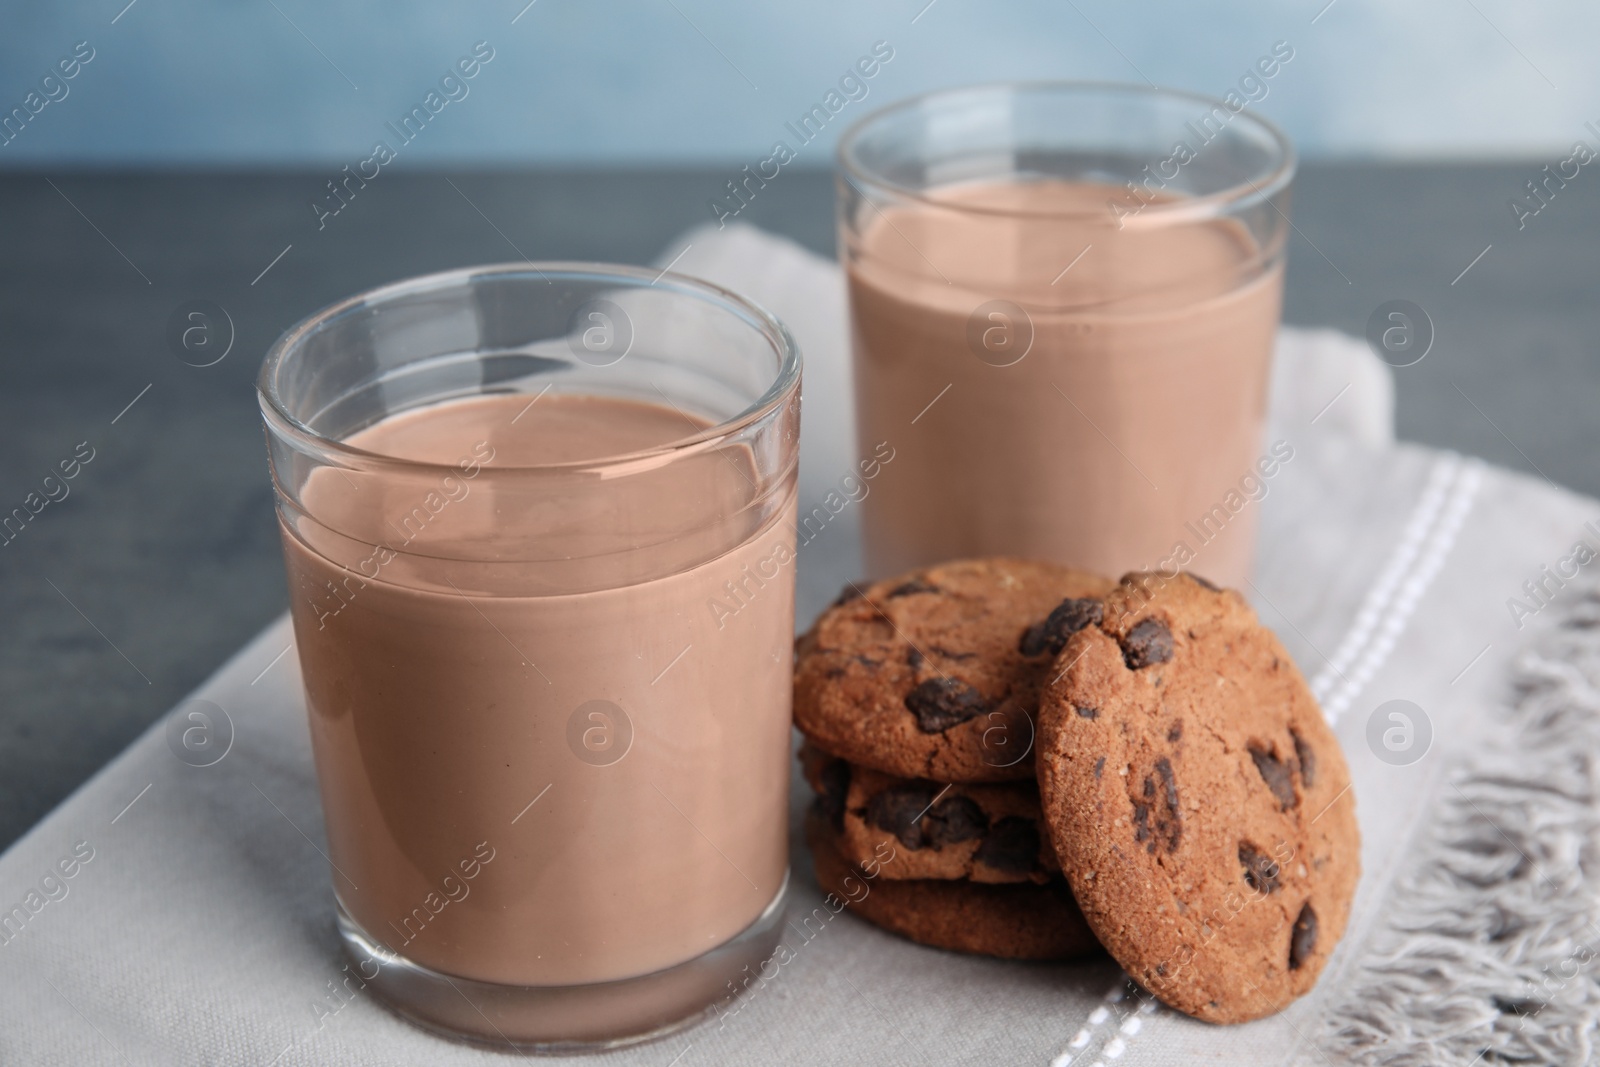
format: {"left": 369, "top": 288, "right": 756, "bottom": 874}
{"left": 804, "top": 807, "right": 1100, "bottom": 961}
{"left": 1036, "top": 572, "right": 1360, "bottom": 1024}
{"left": 794, "top": 559, "right": 1114, "bottom": 783}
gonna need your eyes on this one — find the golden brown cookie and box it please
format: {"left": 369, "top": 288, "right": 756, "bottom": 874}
{"left": 800, "top": 741, "right": 1057, "bottom": 883}
{"left": 804, "top": 807, "right": 1100, "bottom": 961}
{"left": 794, "top": 559, "right": 1114, "bottom": 783}
{"left": 1036, "top": 571, "right": 1360, "bottom": 1024}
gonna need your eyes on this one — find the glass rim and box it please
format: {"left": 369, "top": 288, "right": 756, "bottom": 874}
{"left": 836, "top": 80, "right": 1297, "bottom": 224}
{"left": 257, "top": 261, "right": 802, "bottom": 475}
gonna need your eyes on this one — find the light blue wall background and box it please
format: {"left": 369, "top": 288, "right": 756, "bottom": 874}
{"left": 1, "top": 0, "right": 1594, "bottom": 165}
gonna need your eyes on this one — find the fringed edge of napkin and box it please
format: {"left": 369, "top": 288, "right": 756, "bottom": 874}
{"left": 1324, "top": 585, "right": 1600, "bottom": 1066}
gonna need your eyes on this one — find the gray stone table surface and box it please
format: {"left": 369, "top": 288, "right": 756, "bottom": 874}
{"left": 0, "top": 162, "right": 1595, "bottom": 852}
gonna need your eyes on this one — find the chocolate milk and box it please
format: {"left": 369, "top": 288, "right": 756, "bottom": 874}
{"left": 283, "top": 393, "right": 796, "bottom": 986}
{"left": 847, "top": 180, "right": 1283, "bottom": 585}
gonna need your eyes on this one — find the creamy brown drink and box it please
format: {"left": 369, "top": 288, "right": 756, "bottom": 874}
{"left": 847, "top": 179, "right": 1283, "bottom": 586}
{"left": 282, "top": 392, "right": 796, "bottom": 988}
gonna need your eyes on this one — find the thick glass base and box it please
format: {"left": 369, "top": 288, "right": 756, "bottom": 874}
{"left": 336, "top": 870, "right": 789, "bottom": 1053}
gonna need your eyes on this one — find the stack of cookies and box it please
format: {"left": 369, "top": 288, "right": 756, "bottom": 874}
{"left": 794, "top": 559, "right": 1113, "bottom": 961}
{"left": 794, "top": 560, "right": 1361, "bottom": 1023}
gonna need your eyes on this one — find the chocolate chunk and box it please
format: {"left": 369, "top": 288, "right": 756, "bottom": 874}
{"left": 929, "top": 645, "right": 977, "bottom": 661}
{"left": 865, "top": 782, "right": 939, "bottom": 849}
{"left": 1250, "top": 746, "right": 1297, "bottom": 810}
{"left": 1076, "top": 705, "right": 1099, "bottom": 720}
{"left": 1137, "top": 758, "right": 1181, "bottom": 854}
{"left": 1019, "top": 597, "right": 1105, "bottom": 657}
{"left": 1292, "top": 729, "right": 1316, "bottom": 789}
{"left": 1167, "top": 721, "right": 1183, "bottom": 742}
{"left": 974, "top": 817, "right": 1040, "bottom": 874}
{"left": 1156, "top": 759, "right": 1181, "bottom": 844}
{"left": 924, "top": 795, "right": 988, "bottom": 846}
{"left": 1238, "top": 843, "right": 1282, "bottom": 894}
{"left": 1121, "top": 618, "right": 1174, "bottom": 669}
{"left": 904, "top": 678, "right": 988, "bottom": 733}
{"left": 817, "top": 757, "right": 851, "bottom": 831}
{"left": 887, "top": 579, "right": 939, "bottom": 598}
{"left": 906, "top": 646, "right": 924, "bottom": 669}
{"left": 1094, "top": 756, "right": 1105, "bottom": 779}
{"left": 1187, "top": 571, "right": 1222, "bottom": 591}
{"left": 831, "top": 584, "right": 863, "bottom": 607}
{"left": 1289, "top": 903, "right": 1318, "bottom": 970}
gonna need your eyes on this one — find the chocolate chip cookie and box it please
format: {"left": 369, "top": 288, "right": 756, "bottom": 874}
{"left": 800, "top": 741, "right": 1057, "bottom": 883}
{"left": 794, "top": 559, "right": 1114, "bottom": 782}
{"left": 1035, "top": 571, "right": 1360, "bottom": 1024}
{"left": 804, "top": 807, "right": 1100, "bottom": 961}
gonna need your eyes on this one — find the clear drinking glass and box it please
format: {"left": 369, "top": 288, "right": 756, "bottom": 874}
{"left": 839, "top": 82, "right": 1294, "bottom": 586}
{"left": 258, "top": 264, "right": 801, "bottom": 1050}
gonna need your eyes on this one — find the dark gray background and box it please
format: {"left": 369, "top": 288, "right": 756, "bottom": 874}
{"left": 0, "top": 162, "right": 1592, "bottom": 850}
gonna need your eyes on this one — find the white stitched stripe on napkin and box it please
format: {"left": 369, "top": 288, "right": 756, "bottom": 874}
{"left": 1314, "top": 454, "right": 1483, "bottom": 723}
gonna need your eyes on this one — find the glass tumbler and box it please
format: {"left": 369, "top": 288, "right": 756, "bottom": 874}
{"left": 839, "top": 82, "right": 1294, "bottom": 586}
{"left": 258, "top": 264, "right": 801, "bottom": 1050}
